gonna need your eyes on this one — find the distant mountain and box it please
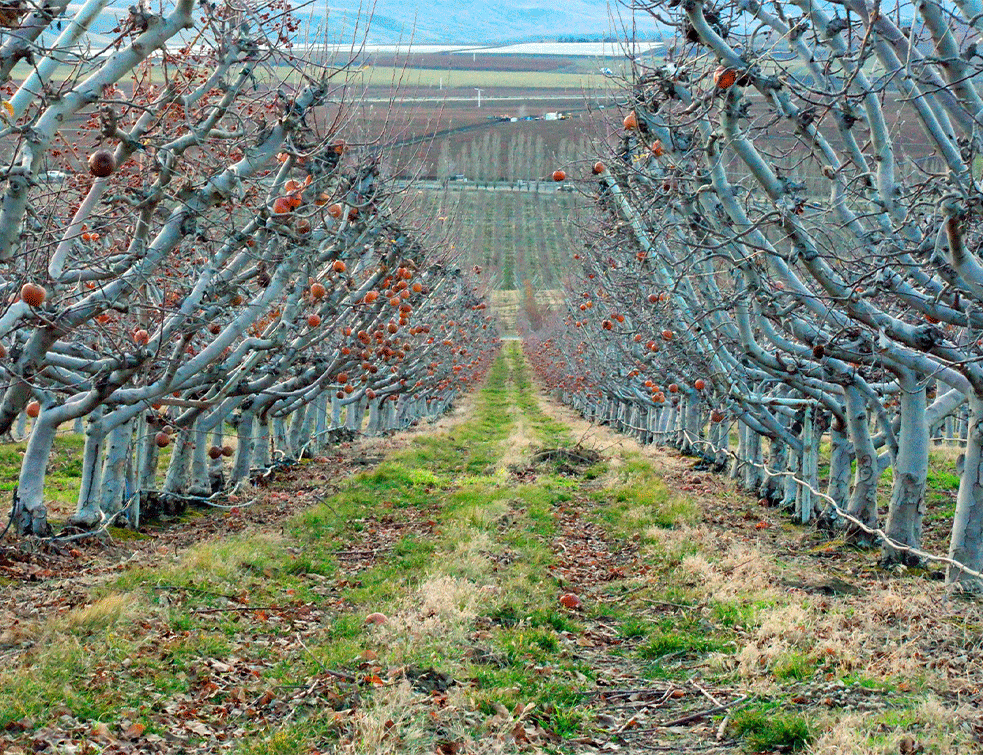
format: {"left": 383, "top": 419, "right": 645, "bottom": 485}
{"left": 319, "top": 1, "right": 652, "bottom": 45}
{"left": 29, "top": 0, "right": 656, "bottom": 54}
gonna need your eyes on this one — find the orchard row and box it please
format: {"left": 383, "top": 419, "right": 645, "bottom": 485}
{"left": 0, "top": 0, "right": 497, "bottom": 536}
{"left": 527, "top": 0, "right": 983, "bottom": 590}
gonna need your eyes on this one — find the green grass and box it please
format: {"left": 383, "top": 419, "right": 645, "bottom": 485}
{"left": 0, "top": 432, "right": 86, "bottom": 508}
{"left": 8, "top": 343, "right": 969, "bottom": 752}
{"left": 0, "top": 344, "right": 605, "bottom": 751}
{"left": 617, "top": 617, "right": 652, "bottom": 640}
{"left": 772, "top": 652, "right": 817, "bottom": 681}
{"left": 590, "top": 454, "right": 698, "bottom": 538}
{"left": 731, "top": 705, "right": 813, "bottom": 753}
{"left": 710, "top": 600, "right": 761, "bottom": 630}
{"left": 638, "top": 630, "right": 729, "bottom": 660}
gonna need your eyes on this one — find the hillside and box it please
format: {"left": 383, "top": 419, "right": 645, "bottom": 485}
{"left": 323, "top": 0, "right": 650, "bottom": 45}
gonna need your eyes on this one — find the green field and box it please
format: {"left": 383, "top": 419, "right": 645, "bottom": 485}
{"left": 354, "top": 66, "right": 612, "bottom": 90}
{"left": 405, "top": 187, "right": 586, "bottom": 289}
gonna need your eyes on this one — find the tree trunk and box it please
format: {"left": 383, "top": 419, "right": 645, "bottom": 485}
{"left": 70, "top": 411, "right": 106, "bottom": 529}
{"left": 125, "top": 438, "right": 140, "bottom": 529}
{"left": 684, "top": 397, "right": 701, "bottom": 453}
{"left": 97, "top": 418, "right": 134, "bottom": 519}
{"left": 347, "top": 397, "right": 366, "bottom": 432}
{"left": 844, "top": 384, "right": 878, "bottom": 545}
{"left": 230, "top": 411, "right": 255, "bottom": 485}
{"left": 383, "top": 398, "right": 397, "bottom": 430}
{"left": 163, "top": 429, "right": 193, "bottom": 495}
{"left": 730, "top": 421, "right": 746, "bottom": 481}
{"left": 948, "top": 394, "right": 983, "bottom": 590}
{"left": 208, "top": 424, "right": 225, "bottom": 491}
{"left": 764, "top": 437, "right": 787, "bottom": 503}
{"left": 287, "top": 403, "right": 309, "bottom": 458}
{"left": 367, "top": 397, "right": 382, "bottom": 435}
{"left": 14, "top": 411, "right": 27, "bottom": 442}
{"left": 312, "top": 391, "right": 329, "bottom": 450}
{"left": 138, "top": 418, "right": 162, "bottom": 492}
{"left": 797, "top": 405, "right": 819, "bottom": 524}
{"left": 272, "top": 416, "right": 289, "bottom": 460}
{"left": 826, "top": 422, "right": 851, "bottom": 519}
{"left": 714, "top": 418, "right": 729, "bottom": 471}
{"left": 781, "top": 441, "right": 799, "bottom": 510}
{"left": 254, "top": 412, "right": 271, "bottom": 469}
{"left": 742, "top": 426, "right": 764, "bottom": 493}
{"left": 188, "top": 419, "right": 211, "bottom": 497}
{"left": 883, "top": 375, "right": 929, "bottom": 565}
{"left": 14, "top": 411, "right": 57, "bottom": 535}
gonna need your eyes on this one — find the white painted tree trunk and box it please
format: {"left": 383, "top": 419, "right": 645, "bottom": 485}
{"left": 312, "top": 392, "right": 329, "bottom": 450}
{"left": 730, "top": 422, "right": 746, "bottom": 481}
{"left": 230, "top": 411, "right": 255, "bottom": 486}
{"left": 287, "top": 403, "right": 309, "bottom": 458}
{"left": 765, "top": 438, "right": 788, "bottom": 503}
{"left": 163, "top": 430, "right": 193, "bottom": 495}
{"left": 367, "top": 398, "right": 382, "bottom": 435}
{"left": 743, "top": 426, "right": 764, "bottom": 493}
{"left": 14, "top": 412, "right": 57, "bottom": 535}
{"left": 188, "top": 419, "right": 211, "bottom": 497}
{"left": 254, "top": 413, "right": 271, "bottom": 470}
{"left": 948, "top": 395, "right": 983, "bottom": 590}
{"left": 776, "top": 442, "right": 794, "bottom": 510}
{"left": 70, "top": 411, "right": 106, "bottom": 529}
{"left": 138, "top": 421, "right": 162, "bottom": 493}
{"left": 827, "top": 423, "right": 852, "bottom": 518}
{"left": 208, "top": 425, "right": 225, "bottom": 491}
{"left": 883, "top": 376, "right": 929, "bottom": 565}
{"left": 685, "top": 398, "right": 701, "bottom": 452}
{"left": 346, "top": 397, "right": 366, "bottom": 432}
{"left": 124, "top": 440, "right": 139, "bottom": 529}
{"left": 383, "top": 399, "right": 397, "bottom": 430}
{"left": 714, "top": 419, "right": 729, "bottom": 470}
{"left": 797, "top": 406, "right": 818, "bottom": 524}
{"left": 845, "top": 385, "right": 879, "bottom": 543}
{"left": 97, "top": 418, "right": 134, "bottom": 519}
{"left": 272, "top": 416, "right": 289, "bottom": 460}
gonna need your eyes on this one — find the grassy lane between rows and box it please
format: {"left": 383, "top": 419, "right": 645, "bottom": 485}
{"left": 0, "top": 344, "right": 600, "bottom": 753}
{"left": 2, "top": 342, "right": 979, "bottom": 754}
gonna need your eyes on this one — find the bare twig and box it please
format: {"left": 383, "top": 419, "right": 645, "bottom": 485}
{"left": 632, "top": 695, "right": 750, "bottom": 732}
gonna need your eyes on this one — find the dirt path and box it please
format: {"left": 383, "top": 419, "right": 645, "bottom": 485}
{"left": 1, "top": 344, "right": 980, "bottom": 754}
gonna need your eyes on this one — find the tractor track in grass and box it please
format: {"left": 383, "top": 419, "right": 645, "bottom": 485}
{"left": 466, "top": 344, "right": 748, "bottom": 753}
{"left": 507, "top": 366, "right": 747, "bottom": 754}
{"left": 526, "top": 357, "right": 983, "bottom": 754}
{"left": 0, "top": 379, "right": 484, "bottom": 656}
{"left": 546, "top": 501, "right": 744, "bottom": 754}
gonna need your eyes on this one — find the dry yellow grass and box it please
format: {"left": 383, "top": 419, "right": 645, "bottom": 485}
{"left": 518, "top": 358, "right": 983, "bottom": 752}
{"left": 808, "top": 697, "right": 977, "bottom": 754}
{"left": 373, "top": 575, "right": 483, "bottom": 656}
{"left": 53, "top": 593, "right": 135, "bottom": 636}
